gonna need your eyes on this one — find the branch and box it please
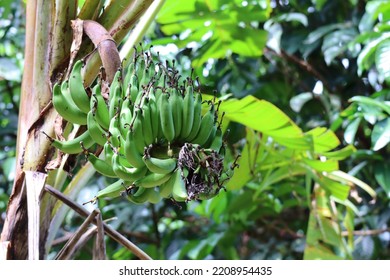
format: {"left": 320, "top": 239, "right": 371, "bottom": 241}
{"left": 44, "top": 185, "right": 152, "bottom": 260}
{"left": 342, "top": 228, "right": 390, "bottom": 237}
{"left": 265, "top": 47, "right": 333, "bottom": 93}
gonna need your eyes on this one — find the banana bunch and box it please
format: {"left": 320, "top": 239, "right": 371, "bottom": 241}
{"left": 47, "top": 48, "right": 237, "bottom": 205}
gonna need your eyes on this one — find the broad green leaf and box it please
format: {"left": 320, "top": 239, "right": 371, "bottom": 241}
{"left": 328, "top": 170, "right": 376, "bottom": 199}
{"left": 220, "top": 95, "right": 302, "bottom": 137}
{"left": 289, "top": 92, "right": 313, "bottom": 113}
{"left": 357, "top": 32, "right": 390, "bottom": 74}
{"left": 302, "top": 158, "right": 339, "bottom": 172}
{"left": 344, "top": 117, "right": 362, "bottom": 144}
{"left": 349, "top": 95, "right": 390, "bottom": 114}
{"left": 322, "top": 145, "right": 356, "bottom": 160}
{"left": 322, "top": 29, "right": 357, "bottom": 65}
{"left": 376, "top": 38, "right": 390, "bottom": 81}
{"left": 226, "top": 128, "right": 256, "bottom": 190}
{"left": 359, "top": 1, "right": 390, "bottom": 32}
{"left": 156, "top": 0, "right": 270, "bottom": 65}
{"left": 306, "top": 128, "right": 341, "bottom": 152}
{"left": 188, "top": 232, "right": 224, "bottom": 259}
{"left": 371, "top": 118, "right": 390, "bottom": 151}
{"left": 319, "top": 176, "right": 350, "bottom": 201}
{"left": 304, "top": 23, "right": 347, "bottom": 45}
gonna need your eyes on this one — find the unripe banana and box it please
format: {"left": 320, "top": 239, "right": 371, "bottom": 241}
{"left": 69, "top": 60, "right": 90, "bottom": 113}
{"left": 209, "top": 127, "right": 223, "bottom": 151}
{"left": 129, "top": 76, "right": 140, "bottom": 104}
{"left": 108, "top": 114, "right": 123, "bottom": 148}
{"left": 133, "top": 171, "right": 172, "bottom": 189}
{"left": 181, "top": 85, "right": 194, "bottom": 139}
{"left": 123, "top": 61, "right": 135, "bottom": 90}
{"left": 171, "top": 169, "right": 188, "bottom": 202}
{"left": 131, "top": 110, "right": 146, "bottom": 154}
{"left": 103, "top": 142, "right": 114, "bottom": 165}
{"left": 160, "top": 93, "right": 175, "bottom": 142}
{"left": 158, "top": 171, "right": 176, "bottom": 198}
{"left": 85, "top": 150, "right": 117, "bottom": 178}
{"left": 109, "top": 83, "right": 122, "bottom": 121}
{"left": 203, "top": 123, "right": 217, "bottom": 149}
{"left": 91, "top": 84, "right": 109, "bottom": 130}
{"left": 87, "top": 111, "right": 107, "bottom": 146}
{"left": 124, "top": 129, "right": 145, "bottom": 168}
{"left": 148, "top": 89, "right": 159, "bottom": 142}
{"left": 95, "top": 179, "right": 129, "bottom": 200}
{"left": 119, "top": 96, "right": 132, "bottom": 137}
{"left": 112, "top": 152, "right": 147, "bottom": 182}
{"left": 143, "top": 154, "right": 177, "bottom": 174}
{"left": 126, "top": 186, "right": 160, "bottom": 204}
{"left": 141, "top": 100, "right": 154, "bottom": 146}
{"left": 52, "top": 82, "right": 88, "bottom": 125}
{"left": 192, "top": 104, "right": 216, "bottom": 146}
{"left": 185, "top": 92, "right": 202, "bottom": 141}
{"left": 170, "top": 88, "right": 183, "bottom": 138}
{"left": 43, "top": 129, "right": 94, "bottom": 154}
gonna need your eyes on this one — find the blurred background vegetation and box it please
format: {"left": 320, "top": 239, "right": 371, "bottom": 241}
{"left": 0, "top": 0, "right": 389, "bottom": 259}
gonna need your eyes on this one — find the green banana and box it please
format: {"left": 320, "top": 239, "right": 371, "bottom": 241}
{"left": 170, "top": 88, "right": 183, "bottom": 138}
{"left": 141, "top": 100, "right": 154, "bottom": 146}
{"left": 209, "top": 127, "right": 223, "bottom": 151}
{"left": 95, "top": 179, "right": 129, "bottom": 200}
{"left": 87, "top": 111, "right": 106, "bottom": 146}
{"left": 85, "top": 151, "right": 117, "bottom": 178}
{"left": 131, "top": 110, "right": 146, "bottom": 154}
{"left": 192, "top": 104, "right": 216, "bottom": 146}
{"left": 91, "top": 83, "right": 109, "bottom": 130}
{"left": 148, "top": 90, "right": 159, "bottom": 142}
{"left": 158, "top": 171, "right": 176, "bottom": 198}
{"left": 109, "top": 83, "right": 122, "bottom": 121}
{"left": 160, "top": 93, "right": 175, "bottom": 142}
{"left": 69, "top": 60, "right": 90, "bottom": 113}
{"left": 126, "top": 186, "right": 161, "bottom": 204}
{"left": 52, "top": 82, "right": 88, "bottom": 125}
{"left": 108, "top": 114, "right": 122, "bottom": 148}
{"left": 133, "top": 171, "right": 172, "bottom": 189}
{"left": 181, "top": 85, "right": 194, "bottom": 139}
{"left": 143, "top": 154, "right": 177, "bottom": 174}
{"left": 203, "top": 123, "right": 217, "bottom": 149}
{"left": 44, "top": 129, "right": 94, "bottom": 154}
{"left": 103, "top": 142, "right": 114, "bottom": 164}
{"left": 171, "top": 169, "right": 188, "bottom": 202}
{"left": 119, "top": 96, "right": 132, "bottom": 137}
{"left": 129, "top": 75, "right": 139, "bottom": 104}
{"left": 112, "top": 152, "right": 147, "bottom": 182}
{"left": 185, "top": 92, "right": 202, "bottom": 141}
{"left": 123, "top": 61, "right": 135, "bottom": 91}
{"left": 124, "top": 130, "right": 145, "bottom": 168}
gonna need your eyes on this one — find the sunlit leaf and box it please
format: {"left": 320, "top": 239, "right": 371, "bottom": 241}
{"left": 371, "top": 118, "right": 390, "bottom": 151}
{"left": 322, "top": 145, "right": 356, "bottom": 160}
{"left": 302, "top": 158, "right": 339, "bottom": 172}
{"left": 221, "top": 95, "right": 302, "bottom": 136}
{"left": 344, "top": 117, "right": 362, "bottom": 144}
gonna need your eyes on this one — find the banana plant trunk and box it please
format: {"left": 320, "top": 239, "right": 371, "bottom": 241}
{"left": 0, "top": 0, "right": 154, "bottom": 260}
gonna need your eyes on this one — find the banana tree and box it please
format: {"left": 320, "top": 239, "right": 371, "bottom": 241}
{"left": 0, "top": 0, "right": 162, "bottom": 260}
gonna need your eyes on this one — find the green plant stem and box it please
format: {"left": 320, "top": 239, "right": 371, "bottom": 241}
{"left": 120, "top": 0, "right": 166, "bottom": 68}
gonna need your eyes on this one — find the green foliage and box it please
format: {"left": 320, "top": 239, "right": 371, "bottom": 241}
{"left": 2, "top": 0, "right": 389, "bottom": 260}
{"left": 0, "top": 0, "right": 24, "bottom": 204}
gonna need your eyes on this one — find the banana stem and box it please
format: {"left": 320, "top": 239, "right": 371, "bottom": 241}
{"left": 120, "top": 0, "right": 166, "bottom": 68}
